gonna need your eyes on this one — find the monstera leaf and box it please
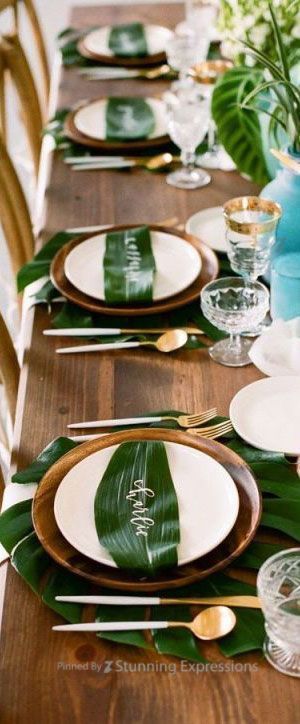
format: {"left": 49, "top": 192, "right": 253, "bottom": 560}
{"left": 212, "top": 66, "right": 270, "bottom": 185}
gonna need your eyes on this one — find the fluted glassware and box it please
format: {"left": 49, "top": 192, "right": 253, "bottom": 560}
{"left": 201, "top": 276, "right": 269, "bottom": 366}
{"left": 190, "top": 60, "right": 235, "bottom": 170}
{"left": 257, "top": 549, "right": 300, "bottom": 677}
{"left": 223, "top": 196, "right": 282, "bottom": 281}
{"left": 166, "top": 31, "right": 209, "bottom": 90}
{"left": 165, "top": 86, "right": 211, "bottom": 189}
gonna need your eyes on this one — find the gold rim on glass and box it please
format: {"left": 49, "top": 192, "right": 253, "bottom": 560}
{"left": 223, "top": 196, "right": 282, "bottom": 234}
{"left": 189, "top": 60, "right": 233, "bottom": 84}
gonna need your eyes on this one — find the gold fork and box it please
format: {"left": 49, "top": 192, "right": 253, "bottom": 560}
{"left": 188, "top": 421, "right": 233, "bottom": 439}
{"left": 158, "top": 408, "right": 218, "bottom": 428}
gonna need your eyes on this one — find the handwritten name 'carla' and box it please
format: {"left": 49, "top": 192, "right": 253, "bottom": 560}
{"left": 126, "top": 479, "right": 155, "bottom": 537}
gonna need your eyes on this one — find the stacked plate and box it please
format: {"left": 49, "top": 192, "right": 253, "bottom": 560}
{"left": 78, "top": 24, "right": 173, "bottom": 67}
{"left": 50, "top": 224, "right": 219, "bottom": 316}
{"left": 65, "top": 96, "right": 169, "bottom": 152}
{"left": 32, "top": 428, "right": 261, "bottom": 591}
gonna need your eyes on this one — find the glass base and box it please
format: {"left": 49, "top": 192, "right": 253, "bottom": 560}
{"left": 264, "top": 637, "right": 300, "bottom": 678}
{"left": 196, "top": 148, "right": 236, "bottom": 171}
{"left": 209, "top": 337, "right": 253, "bottom": 367}
{"left": 166, "top": 166, "right": 211, "bottom": 190}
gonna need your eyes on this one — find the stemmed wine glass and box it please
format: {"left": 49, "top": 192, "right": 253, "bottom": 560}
{"left": 190, "top": 60, "right": 235, "bottom": 170}
{"left": 223, "top": 196, "right": 282, "bottom": 334}
{"left": 166, "top": 30, "right": 209, "bottom": 90}
{"left": 164, "top": 86, "right": 211, "bottom": 190}
{"left": 201, "top": 276, "right": 270, "bottom": 366}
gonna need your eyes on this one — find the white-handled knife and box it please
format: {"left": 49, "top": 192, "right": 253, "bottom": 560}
{"left": 55, "top": 595, "right": 261, "bottom": 608}
{"left": 68, "top": 416, "right": 170, "bottom": 429}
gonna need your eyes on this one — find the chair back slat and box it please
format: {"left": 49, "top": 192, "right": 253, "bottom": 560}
{"left": 0, "top": 311, "right": 19, "bottom": 422}
{"left": 0, "top": 0, "right": 49, "bottom": 104}
{"left": 0, "top": 136, "right": 34, "bottom": 274}
{"left": 0, "top": 34, "right": 43, "bottom": 176}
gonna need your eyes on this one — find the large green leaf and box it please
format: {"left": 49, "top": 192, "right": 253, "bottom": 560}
{"left": 108, "top": 22, "right": 147, "bottom": 58}
{"left": 94, "top": 440, "right": 180, "bottom": 574}
{"left": 17, "top": 231, "right": 77, "bottom": 292}
{"left": 96, "top": 600, "right": 150, "bottom": 649}
{"left": 12, "top": 437, "right": 78, "bottom": 483}
{"left": 261, "top": 499, "right": 300, "bottom": 540}
{"left": 0, "top": 500, "right": 33, "bottom": 553}
{"left": 11, "top": 533, "right": 50, "bottom": 593}
{"left": 104, "top": 226, "right": 156, "bottom": 303}
{"left": 106, "top": 98, "right": 155, "bottom": 141}
{"left": 212, "top": 66, "right": 270, "bottom": 185}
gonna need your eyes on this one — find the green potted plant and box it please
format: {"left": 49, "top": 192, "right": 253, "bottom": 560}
{"left": 212, "top": 1, "right": 300, "bottom": 261}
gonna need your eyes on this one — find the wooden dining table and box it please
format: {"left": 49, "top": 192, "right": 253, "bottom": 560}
{"left": 0, "top": 4, "right": 298, "bottom": 723}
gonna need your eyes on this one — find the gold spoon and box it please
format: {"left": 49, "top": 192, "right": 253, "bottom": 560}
{"left": 56, "top": 329, "right": 188, "bottom": 354}
{"left": 71, "top": 153, "right": 179, "bottom": 172}
{"left": 53, "top": 605, "right": 237, "bottom": 640}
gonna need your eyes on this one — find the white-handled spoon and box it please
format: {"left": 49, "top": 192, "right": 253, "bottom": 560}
{"left": 53, "top": 605, "right": 236, "bottom": 640}
{"left": 56, "top": 329, "right": 188, "bottom": 355}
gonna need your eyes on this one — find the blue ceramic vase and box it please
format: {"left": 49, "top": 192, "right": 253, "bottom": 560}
{"left": 260, "top": 150, "right": 300, "bottom": 261}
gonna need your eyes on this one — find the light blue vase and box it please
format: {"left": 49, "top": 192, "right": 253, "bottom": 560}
{"left": 260, "top": 150, "right": 300, "bottom": 262}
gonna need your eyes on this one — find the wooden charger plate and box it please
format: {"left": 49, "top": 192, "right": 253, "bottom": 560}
{"left": 78, "top": 37, "right": 167, "bottom": 68}
{"left": 64, "top": 100, "right": 170, "bottom": 153}
{"left": 50, "top": 224, "right": 218, "bottom": 317}
{"left": 32, "top": 428, "right": 262, "bottom": 592}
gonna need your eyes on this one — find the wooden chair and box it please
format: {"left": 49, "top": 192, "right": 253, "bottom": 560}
{"left": 0, "top": 33, "right": 43, "bottom": 176}
{"left": 0, "top": 0, "right": 50, "bottom": 108}
{"left": 0, "top": 311, "right": 19, "bottom": 423}
{"left": 0, "top": 310, "right": 19, "bottom": 497}
{"left": 0, "top": 135, "right": 35, "bottom": 275}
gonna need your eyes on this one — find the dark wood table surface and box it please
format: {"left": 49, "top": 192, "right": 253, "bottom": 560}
{"left": 0, "top": 4, "right": 298, "bottom": 723}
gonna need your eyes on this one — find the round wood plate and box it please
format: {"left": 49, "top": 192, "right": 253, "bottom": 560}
{"left": 50, "top": 224, "right": 218, "bottom": 317}
{"left": 78, "top": 37, "right": 167, "bottom": 68}
{"left": 32, "top": 428, "right": 262, "bottom": 592}
{"left": 64, "top": 99, "right": 170, "bottom": 153}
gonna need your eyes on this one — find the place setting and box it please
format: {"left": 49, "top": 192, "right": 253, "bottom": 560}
{"left": 46, "top": 223, "right": 218, "bottom": 355}
{"left": 2, "top": 3, "right": 300, "bottom": 713}
{"left": 59, "top": 21, "right": 174, "bottom": 73}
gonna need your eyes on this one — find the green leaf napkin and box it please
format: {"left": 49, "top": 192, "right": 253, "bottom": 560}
{"left": 104, "top": 225, "right": 156, "bottom": 303}
{"left": 94, "top": 440, "right": 180, "bottom": 574}
{"left": 106, "top": 97, "right": 155, "bottom": 140}
{"left": 108, "top": 22, "right": 148, "bottom": 58}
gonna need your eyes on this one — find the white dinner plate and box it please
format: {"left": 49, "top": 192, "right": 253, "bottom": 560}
{"left": 83, "top": 24, "right": 173, "bottom": 58}
{"left": 73, "top": 97, "right": 167, "bottom": 141}
{"left": 64, "top": 229, "right": 202, "bottom": 302}
{"left": 54, "top": 440, "right": 239, "bottom": 567}
{"left": 185, "top": 206, "right": 227, "bottom": 253}
{"left": 230, "top": 376, "right": 300, "bottom": 455}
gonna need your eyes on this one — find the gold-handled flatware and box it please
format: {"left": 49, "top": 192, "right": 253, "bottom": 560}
{"left": 67, "top": 408, "right": 217, "bottom": 430}
{"left": 56, "top": 329, "right": 188, "bottom": 355}
{"left": 44, "top": 326, "right": 204, "bottom": 337}
{"left": 79, "top": 64, "right": 171, "bottom": 81}
{"left": 55, "top": 593, "right": 261, "bottom": 609}
{"left": 53, "top": 605, "right": 236, "bottom": 640}
{"left": 70, "top": 153, "right": 179, "bottom": 172}
{"left": 270, "top": 148, "right": 300, "bottom": 174}
{"left": 188, "top": 420, "right": 233, "bottom": 439}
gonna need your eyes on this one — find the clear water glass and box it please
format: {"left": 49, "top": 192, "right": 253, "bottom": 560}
{"left": 165, "top": 87, "right": 211, "bottom": 189}
{"left": 201, "top": 276, "right": 269, "bottom": 366}
{"left": 223, "top": 196, "right": 282, "bottom": 281}
{"left": 166, "top": 31, "right": 209, "bottom": 89}
{"left": 257, "top": 548, "right": 300, "bottom": 677}
{"left": 185, "top": 0, "right": 218, "bottom": 40}
{"left": 271, "top": 253, "right": 300, "bottom": 320}
{"left": 190, "top": 60, "right": 235, "bottom": 170}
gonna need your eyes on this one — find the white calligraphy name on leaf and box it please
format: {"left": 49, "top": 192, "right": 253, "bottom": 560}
{"left": 126, "top": 479, "right": 155, "bottom": 537}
